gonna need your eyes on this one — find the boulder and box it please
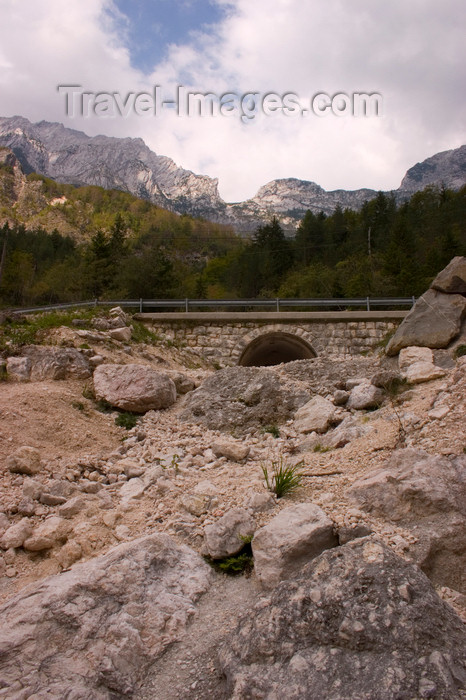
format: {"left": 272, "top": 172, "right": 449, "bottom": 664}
{"left": 293, "top": 396, "right": 337, "bottom": 434}
{"left": 431, "top": 255, "right": 466, "bottom": 294}
{"left": 219, "top": 539, "right": 466, "bottom": 700}
{"left": 23, "top": 516, "right": 71, "bottom": 552}
{"left": 402, "top": 361, "right": 446, "bottom": 384}
{"left": 119, "top": 477, "right": 145, "bottom": 502}
{"left": 93, "top": 364, "right": 176, "bottom": 413}
{"left": 55, "top": 540, "right": 82, "bottom": 569}
{"left": 180, "top": 366, "right": 310, "bottom": 433}
{"left": 0, "top": 513, "right": 10, "bottom": 536}
{"left": 166, "top": 371, "right": 196, "bottom": 394}
{"left": 180, "top": 493, "right": 211, "bottom": 517}
{"left": 245, "top": 492, "right": 275, "bottom": 513}
{"left": 0, "top": 519, "right": 33, "bottom": 549}
{"left": 6, "top": 446, "right": 42, "bottom": 475}
{"left": 5, "top": 356, "right": 31, "bottom": 381}
{"left": 211, "top": 440, "right": 250, "bottom": 462}
{"left": 323, "top": 415, "right": 373, "bottom": 449}
{"left": 0, "top": 534, "right": 212, "bottom": 699}
{"left": 333, "top": 389, "right": 349, "bottom": 405}
{"left": 347, "top": 382, "right": 384, "bottom": 410}
{"left": 58, "top": 496, "right": 86, "bottom": 518}
{"left": 399, "top": 346, "right": 434, "bottom": 369}
{"left": 204, "top": 508, "right": 255, "bottom": 559}
{"left": 348, "top": 449, "right": 466, "bottom": 592}
{"left": 21, "top": 345, "right": 91, "bottom": 380}
{"left": 252, "top": 503, "right": 337, "bottom": 588}
{"left": 397, "top": 346, "right": 446, "bottom": 383}
{"left": 108, "top": 326, "right": 132, "bottom": 342}
{"left": 370, "top": 369, "right": 402, "bottom": 388}
{"left": 386, "top": 288, "right": 466, "bottom": 355}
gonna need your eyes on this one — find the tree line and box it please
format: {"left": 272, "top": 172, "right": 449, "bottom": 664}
{"left": 0, "top": 184, "right": 464, "bottom": 308}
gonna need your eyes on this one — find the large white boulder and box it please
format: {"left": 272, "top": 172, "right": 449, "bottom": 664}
{"left": 0, "top": 534, "right": 212, "bottom": 698}
{"left": 93, "top": 363, "right": 176, "bottom": 413}
{"left": 294, "top": 395, "right": 337, "bottom": 434}
{"left": 252, "top": 503, "right": 337, "bottom": 588}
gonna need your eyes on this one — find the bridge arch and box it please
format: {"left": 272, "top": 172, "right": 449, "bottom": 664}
{"left": 234, "top": 326, "right": 317, "bottom": 367}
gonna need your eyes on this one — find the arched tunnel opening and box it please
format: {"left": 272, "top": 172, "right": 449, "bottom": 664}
{"left": 238, "top": 332, "right": 316, "bottom": 367}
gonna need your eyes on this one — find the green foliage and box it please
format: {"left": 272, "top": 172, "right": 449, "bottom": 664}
{"left": 313, "top": 443, "right": 332, "bottom": 453}
{"left": 0, "top": 179, "right": 464, "bottom": 307}
{"left": 115, "top": 412, "right": 138, "bottom": 430}
{"left": 262, "top": 424, "right": 280, "bottom": 438}
{"left": 95, "top": 398, "right": 113, "bottom": 413}
{"left": 130, "top": 320, "right": 162, "bottom": 344}
{"left": 0, "top": 307, "right": 100, "bottom": 352}
{"left": 216, "top": 552, "right": 254, "bottom": 575}
{"left": 206, "top": 538, "right": 254, "bottom": 576}
{"left": 262, "top": 456, "right": 304, "bottom": 498}
{"left": 454, "top": 344, "right": 466, "bottom": 358}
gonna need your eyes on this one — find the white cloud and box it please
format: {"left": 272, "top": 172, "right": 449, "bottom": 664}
{"left": 0, "top": 0, "right": 464, "bottom": 201}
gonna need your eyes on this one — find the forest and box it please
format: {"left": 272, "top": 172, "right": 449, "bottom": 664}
{"left": 0, "top": 180, "right": 465, "bottom": 308}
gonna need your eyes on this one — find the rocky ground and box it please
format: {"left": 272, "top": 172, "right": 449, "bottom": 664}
{"left": 0, "top": 303, "right": 465, "bottom": 699}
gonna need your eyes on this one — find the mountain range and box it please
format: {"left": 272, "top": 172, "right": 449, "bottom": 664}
{"left": 0, "top": 115, "right": 465, "bottom": 233}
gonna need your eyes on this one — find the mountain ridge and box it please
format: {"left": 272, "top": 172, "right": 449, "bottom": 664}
{"left": 0, "top": 115, "right": 464, "bottom": 232}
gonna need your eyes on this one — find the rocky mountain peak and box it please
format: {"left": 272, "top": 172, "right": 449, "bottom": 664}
{"left": 400, "top": 144, "right": 466, "bottom": 192}
{"left": 0, "top": 115, "right": 465, "bottom": 232}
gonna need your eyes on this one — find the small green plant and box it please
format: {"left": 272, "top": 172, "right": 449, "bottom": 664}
{"left": 263, "top": 424, "right": 280, "bottom": 438}
{"left": 206, "top": 537, "right": 254, "bottom": 576}
{"left": 115, "top": 412, "right": 138, "bottom": 429}
{"left": 455, "top": 344, "right": 466, "bottom": 358}
{"left": 96, "top": 398, "right": 113, "bottom": 413}
{"left": 217, "top": 552, "right": 254, "bottom": 575}
{"left": 313, "top": 443, "right": 331, "bottom": 453}
{"left": 170, "top": 453, "right": 180, "bottom": 472}
{"left": 82, "top": 382, "right": 95, "bottom": 400}
{"left": 262, "top": 456, "right": 304, "bottom": 498}
{"left": 130, "top": 320, "right": 162, "bottom": 345}
{"left": 239, "top": 533, "right": 254, "bottom": 545}
{"left": 72, "top": 400, "right": 85, "bottom": 412}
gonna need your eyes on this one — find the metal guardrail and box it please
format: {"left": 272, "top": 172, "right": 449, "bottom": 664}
{"left": 5, "top": 297, "right": 417, "bottom": 315}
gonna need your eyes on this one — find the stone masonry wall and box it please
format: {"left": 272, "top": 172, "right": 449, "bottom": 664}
{"left": 146, "top": 319, "right": 400, "bottom": 366}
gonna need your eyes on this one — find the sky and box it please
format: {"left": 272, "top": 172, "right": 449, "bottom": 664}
{"left": 0, "top": 0, "right": 465, "bottom": 202}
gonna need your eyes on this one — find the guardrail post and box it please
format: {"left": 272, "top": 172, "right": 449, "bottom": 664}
{"left": 276, "top": 298, "right": 280, "bottom": 311}
{"left": 185, "top": 298, "right": 189, "bottom": 312}
{"left": 139, "top": 298, "right": 143, "bottom": 313}
{"left": 412, "top": 296, "right": 416, "bottom": 307}
{"left": 366, "top": 297, "right": 370, "bottom": 311}
{"left": 94, "top": 298, "right": 98, "bottom": 307}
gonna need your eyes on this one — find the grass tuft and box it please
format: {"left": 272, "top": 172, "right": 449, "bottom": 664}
{"left": 115, "top": 411, "right": 138, "bottom": 430}
{"left": 262, "top": 456, "right": 304, "bottom": 498}
{"left": 313, "top": 443, "right": 331, "bottom": 453}
{"left": 262, "top": 424, "right": 280, "bottom": 438}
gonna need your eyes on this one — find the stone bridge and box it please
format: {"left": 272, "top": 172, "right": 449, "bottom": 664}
{"left": 137, "top": 311, "right": 406, "bottom": 367}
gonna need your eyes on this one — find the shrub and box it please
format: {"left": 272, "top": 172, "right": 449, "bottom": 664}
{"left": 115, "top": 412, "right": 138, "bottom": 429}
{"left": 262, "top": 456, "right": 304, "bottom": 498}
{"left": 262, "top": 424, "right": 280, "bottom": 438}
{"left": 216, "top": 552, "right": 254, "bottom": 575}
{"left": 313, "top": 443, "right": 331, "bottom": 453}
{"left": 206, "top": 538, "right": 254, "bottom": 576}
{"left": 95, "top": 398, "right": 113, "bottom": 413}
{"left": 130, "top": 320, "right": 161, "bottom": 344}
{"left": 455, "top": 344, "right": 466, "bottom": 358}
